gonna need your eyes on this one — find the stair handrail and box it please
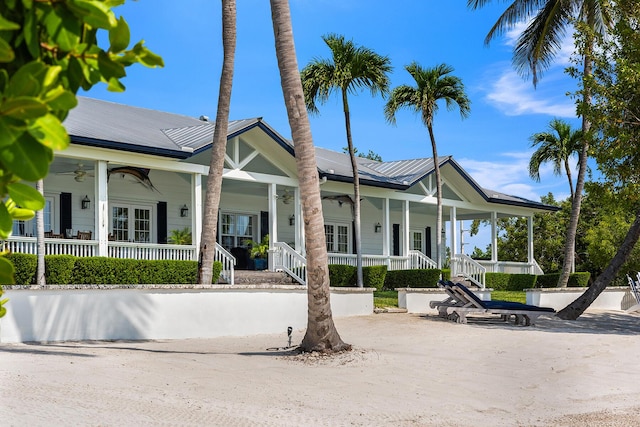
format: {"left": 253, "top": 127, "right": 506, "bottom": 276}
{"left": 273, "top": 241, "right": 307, "bottom": 285}
{"left": 215, "top": 243, "right": 236, "bottom": 285}
{"left": 409, "top": 250, "right": 437, "bottom": 269}
{"left": 451, "top": 253, "right": 486, "bottom": 289}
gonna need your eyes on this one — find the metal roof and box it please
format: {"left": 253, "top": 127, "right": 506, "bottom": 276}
{"left": 63, "top": 97, "right": 557, "bottom": 212}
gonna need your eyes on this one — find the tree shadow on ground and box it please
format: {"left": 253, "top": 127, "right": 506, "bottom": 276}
{"left": 423, "top": 311, "right": 640, "bottom": 336}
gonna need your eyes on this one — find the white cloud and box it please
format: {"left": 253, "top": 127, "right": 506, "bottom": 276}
{"left": 458, "top": 152, "right": 570, "bottom": 202}
{"left": 485, "top": 69, "right": 576, "bottom": 117}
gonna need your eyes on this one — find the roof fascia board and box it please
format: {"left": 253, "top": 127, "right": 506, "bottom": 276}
{"left": 70, "top": 136, "right": 191, "bottom": 159}
{"left": 58, "top": 145, "right": 209, "bottom": 175}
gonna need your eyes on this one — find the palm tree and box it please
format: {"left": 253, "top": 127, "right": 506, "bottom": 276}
{"left": 466, "top": 0, "right": 612, "bottom": 289}
{"left": 528, "top": 118, "right": 582, "bottom": 200}
{"left": 384, "top": 62, "right": 470, "bottom": 269}
{"left": 301, "top": 34, "right": 391, "bottom": 288}
{"left": 270, "top": 0, "right": 350, "bottom": 352}
{"left": 197, "top": 0, "right": 236, "bottom": 285}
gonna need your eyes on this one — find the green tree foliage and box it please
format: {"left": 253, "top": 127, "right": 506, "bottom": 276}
{"left": 0, "top": 0, "right": 162, "bottom": 315}
{"left": 529, "top": 119, "right": 583, "bottom": 200}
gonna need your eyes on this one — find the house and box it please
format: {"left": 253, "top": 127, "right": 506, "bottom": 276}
{"left": 7, "top": 97, "right": 558, "bottom": 286}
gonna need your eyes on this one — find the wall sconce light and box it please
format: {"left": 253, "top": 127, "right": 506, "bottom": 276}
{"left": 374, "top": 222, "right": 382, "bottom": 233}
{"left": 180, "top": 204, "right": 189, "bottom": 218}
{"left": 81, "top": 195, "right": 90, "bottom": 210}
{"left": 289, "top": 214, "right": 295, "bottom": 226}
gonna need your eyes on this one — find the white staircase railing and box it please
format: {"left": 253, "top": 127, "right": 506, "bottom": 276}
{"left": 409, "top": 251, "right": 437, "bottom": 269}
{"left": 214, "top": 243, "right": 235, "bottom": 285}
{"left": 273, "top": 242, "right": 307, "bottom": 285}
{"left": 451, "top": 254, "right": 486, "bottom": 289}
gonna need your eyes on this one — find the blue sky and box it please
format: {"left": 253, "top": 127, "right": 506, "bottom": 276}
{"left": 88, "top": 1, "right": 583, "bottom": 251}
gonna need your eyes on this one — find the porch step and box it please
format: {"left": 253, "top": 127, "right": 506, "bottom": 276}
{"left": 232, "top": 270, "right": 298, "bottom": 286}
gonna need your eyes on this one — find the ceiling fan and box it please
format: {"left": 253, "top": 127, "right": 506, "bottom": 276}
{"left": 58, "top": 163, "right": 94, "bottom": 182}
{"left": 279, "top": 189, "right": 293, "bottom": 204}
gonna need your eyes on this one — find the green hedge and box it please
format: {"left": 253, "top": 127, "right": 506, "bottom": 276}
{"left": 328, "top": 264, "right": 356, "bottom": 287}
{"left": 536, "top": 272, "right": 591, "bottom": 288}
{"left": 5, "top": 253, "right": 37, "bottom": 285}
{"left": 45, "top": 255, "right": 76, "bottom": 284}
{"left": 5, "top": 254, "right": 222, "bottom": 285}
{"left": 363, "top": 265, "right": 387, "bottom": 291}
{"left": 328, "top": 264, "right": 388, "bottom": 290}
{"left": 384, "top": 269, "right": 441, "bottom": 289}
{"left": 486, "top": 272, "right": 537, "bottom": 291}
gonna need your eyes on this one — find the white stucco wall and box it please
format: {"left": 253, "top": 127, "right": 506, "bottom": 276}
{"left": 0, "top": 285, "right": 374, "bottom": 343}
{"left": 397, "top": 287, "right": 492, "bottom": 314}
{"left": 526, "top": 287, "right": 636, "bottom": 311}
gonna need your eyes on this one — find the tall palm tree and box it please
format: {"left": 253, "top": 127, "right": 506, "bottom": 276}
{"left": 528, "top": 118, "right": 583, "bottom": 200}
{"left": 467, "top": 0, "right": 612, "bottom": 288}
{"left": 197, "top": 0, "right": 236, "bottom": 285}
{"left": 270, "top": 0, "right": 350, "bottom": 352}
{"left": 384, "top": 62, "right": 470, "bottom": 269}
{"left": 301, "top": 34, "right": 391, "bottom": 288}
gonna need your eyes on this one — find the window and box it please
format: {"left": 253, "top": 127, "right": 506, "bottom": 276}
{"left": 325, "top": 222, "right": 349, "bottom": 253}
{"left": 220, "top": 213, "right": 255, "bottom": 250}
{"left": 110, "top": 203, "right": 153, "bottom": 242}
{"left": 12, "top": 197, "right": 54, "bottom": 236}
{"left": 411, "top": 230, "right": 424, "bottom": 252}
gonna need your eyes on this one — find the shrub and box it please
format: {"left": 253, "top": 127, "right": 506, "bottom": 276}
{"left": 384, "top": 269, "right": 441, "bottom": 289}
{"left": 45, "top": 255, "right": 76, "bottom": 284}
{"left": 328, "top": 264, "right": 356, "bottom": 287}
{"left": 362, "top": 265, "right": 387, "bottom": 291}
{"left": 5, "top": 253, "right": 37, "bottom": 285}
{"left": 536, "top": 272, "right": 591, "bottom": 288}
{"left": 441, "top": 269, "right": 451, "bottom": 282}
{"left": 486, "top": 272, "right": 537, "bottom": 291}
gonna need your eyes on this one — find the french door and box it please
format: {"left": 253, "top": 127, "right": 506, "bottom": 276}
{"left": 111, "top": 203, "right": 153, "bottom": 242}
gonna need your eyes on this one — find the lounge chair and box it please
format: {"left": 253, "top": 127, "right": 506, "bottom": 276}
{"left": 430, "top": 280, "right": 468, "bottom": 318}
{"left": 625, "top": 274, "right": 640, "bottom": 313}
{"left": 443, "top": 282, "right": 555, "bottom": 326}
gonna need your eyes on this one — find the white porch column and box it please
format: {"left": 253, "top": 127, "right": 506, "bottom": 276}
{"left": 268, "top": 183, "right": 278, "bottom": 270}
{"left": 382, "top": 198, "right": 390, "bottom": 266}
{"left": 402, "top": 200, "right": 410, "bottom": 256}
{"left": 527, "top": 215, "right": 534, "bottom": 268}
{"left": 294, "top": 188, "right": 304, "bottom": 254}
{"left": 192, "top": 173, "right": 202, "bottom": 258}
{"left": 449, "top": 206, "right": 457, "bottom": 274}
{"left": 95, "top": 160, "right": 108, "bottom": 256}
{"left": 491, "top": 211, "right": 498, "bottom": 263}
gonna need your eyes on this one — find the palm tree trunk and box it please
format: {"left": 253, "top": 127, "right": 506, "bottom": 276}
{"left": 36, "top": 179, "right": 45, "bottom": 286}
{"left": 558, "top": 50, "right": 593, "bottom": 287}
{"left": 427, "top": 125, "right": 442, "bottom": 269}
{"left": 270, "top": 0, "right": 350, "bottom": 352}
{"left": 564, "top": 159, "right": 574, "bottom": 201}
{"left": 557, "top": 207, "right": 640, "bottom": 320}
{"left": 342, "top": 89, "right": 363, "bottom": 288}
{"left": 197, "top": 0, "right": 236, "bottom": 285}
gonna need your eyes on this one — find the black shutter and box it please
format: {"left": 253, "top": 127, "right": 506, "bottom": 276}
{"left": 352, "top": 220, "right": 356, "bottom": 254}
{"left": 392, "top": 224, "right": 400, "bottom": 256}
{"left": 157, "top": 202, "right": 167, "bottom": 244}
{"left": 425, "top": 226, "right": 432, "bottom": 257}
{"left": 60, "top": 192, "right": 72, "bottom": 237}
{"left": 260, "top": 211, "right": 269, "bottom": 241}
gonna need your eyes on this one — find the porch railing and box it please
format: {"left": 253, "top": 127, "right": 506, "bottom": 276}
{"left": 273, "top": 242, "right": 307, "bottom": 285}
{"left": 451, "top": 254, "right": 486, "bottom": 289}
{"left": 477, "top": 260, "right": 544, "bottom": 275}
{"left": 5, "top": 237, "right": 98, "bottom": 257}
{"left": 108, "top": 241, "right": 195, "bottom": 260}
{"left": 409, "top": 250, "right": 437, "bottom": 269}
{"left": 214, "top": 243, "right": 235, "bottom": 285}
